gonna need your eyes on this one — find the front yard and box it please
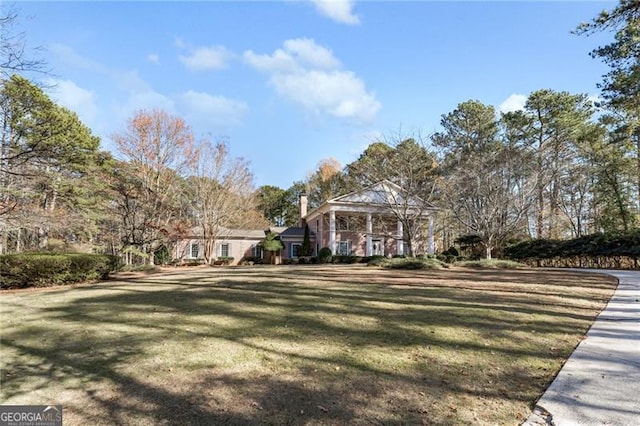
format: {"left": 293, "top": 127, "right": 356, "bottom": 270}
{"left": 0, "top": 265, "right": 617, "bottom": 425}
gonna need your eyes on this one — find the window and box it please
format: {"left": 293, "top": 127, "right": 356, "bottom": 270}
{"left": 291, "top": 243, "right": 302, "bottom": 258}
{"left": 337, "top": 241, "right": 351, "bottom": 255}
{"left": 220, "top": 243, "right": 230, "bottom": 258}
{"left": 337, "top": 217, "right": 349, "bottom": 231}
{"left": 190, "top": 243, "right": 199, "bottom": 259}
{"left": 402, "top": 241, "right": 410, "bottom": 256}
{"left": 252, "top": 244, "right": 263, "bottom": 259}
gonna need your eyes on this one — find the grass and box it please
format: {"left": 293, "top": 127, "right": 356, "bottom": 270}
{"left": 0, "top": 265, "right": 617, "bottom": 425}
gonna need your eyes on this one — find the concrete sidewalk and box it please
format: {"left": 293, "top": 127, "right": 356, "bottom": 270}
{"left": 525, "top": 270, "right": 640, "bottom": 426}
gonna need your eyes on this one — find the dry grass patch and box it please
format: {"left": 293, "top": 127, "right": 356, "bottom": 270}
{"left": 0, "top": 265, "right": 616, "bottom": 425}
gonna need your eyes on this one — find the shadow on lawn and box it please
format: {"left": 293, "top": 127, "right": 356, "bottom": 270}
{"left": 1, "top": 267, "right": 617, "bottom": 425}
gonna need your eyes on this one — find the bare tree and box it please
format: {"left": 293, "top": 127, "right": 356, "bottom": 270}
{"left": 1, "top": 6, "right": 47, "bottom": 78}
{"left": 346, "top": 132, "right": 439, "bottom": 256}
{"left": 190, "top": 140, "right": 260, "bottom": 264}
{"left": 111, "top": 109, "right": 197, "bottom": 263}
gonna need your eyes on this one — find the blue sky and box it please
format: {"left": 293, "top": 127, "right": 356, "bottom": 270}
{"left": 14, "top": 1, "right": 614, "bottom": 189}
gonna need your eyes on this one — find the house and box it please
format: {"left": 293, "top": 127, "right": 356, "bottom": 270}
{"left": 173, "top": 181, "right": 436, "bottom": 265}
{"left": 303, "top": 181, "right": 436, "bottom": 257}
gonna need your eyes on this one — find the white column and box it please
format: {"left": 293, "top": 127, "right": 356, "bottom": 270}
{"left": 427, "top": 215, "right": 435, "bottom": 254}
{"left": 318, "top": 216, "right": 324, "bottom": 253}
{"left": 329, "top": 209, "right": 336, "bottom": 255}
{"left": 397, "top": 220, "right": 404, "bottom": 255}
{"left": 366, "top": 213, "right": 373, "bottom": 256}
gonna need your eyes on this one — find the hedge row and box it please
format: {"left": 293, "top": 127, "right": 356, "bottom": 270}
{"left": 504, "top": 232, "right": 640, "bottom": 268}
{"left": 0, "top": 253, "right": 120, "bottom": 289}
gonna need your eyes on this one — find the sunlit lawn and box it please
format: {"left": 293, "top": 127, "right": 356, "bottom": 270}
{"left": 0, "top": 265, "right": 617, "bottom": 425}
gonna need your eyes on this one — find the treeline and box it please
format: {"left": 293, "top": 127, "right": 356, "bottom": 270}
{"left": 505, "top": 232, "right": 640, "bottom": 269}
{"left": 2, "top": 1, "right": 640, "bottom": 265}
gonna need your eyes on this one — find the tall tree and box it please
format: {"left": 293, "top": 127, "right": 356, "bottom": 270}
{"left": 0, "top": 75, "right": 102, "bottom": 252}
{"left": 257, "top": 185, "right": 299, "bottom": 226}
{"left": 501, "top": 90, "right": 597, "bottom": 239}
{"left": 306, "top": 157, "right": 346, "bottom": 208}
{"left": 111, "top": 109, "right": 196, "bottom": 263}
{"left": 189, "top": 140, "right": 262, "bottom": 264}
{"left": 577, "top": 1, "right": 640, "bottom": 208}
{"left": 434, "top": 100, "right": 534, "bottom": 259}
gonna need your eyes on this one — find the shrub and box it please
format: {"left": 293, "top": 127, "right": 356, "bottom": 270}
{"left": 154, "top": 246, "right": 170, "bottom": 265}
{"left": 213, "top": 257, "right": 234, "bottom": 266}
{"left": 318, "top": 247, "right": 332, "bottom": 263}
{"left": 367, "top": 256, "right": 447, "bottom": 270}
{"left": 442, "top": 246, "right": 459, "bottom": 257}
{"left": 366, "top": 256, "right": 389, "bottom": 267}
{"left": 385, "top": 257, "right": 447, "bottom": 270}
{"left": 332, "top": 255, "right": 361, "bottom": 264}
{"left": 457, "top": 259, "right": 525, "bottom": 269}
{"left": 0, "top": 253, "right": 120, "bottom": 289}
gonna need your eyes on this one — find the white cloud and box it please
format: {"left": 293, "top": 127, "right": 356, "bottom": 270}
{"left": 244, "top": 38, "right": 380, "bottom": 124}
{"left": 272, "top": 70, "right": 379, "bottom": 122}
{"left": 499, "top": 94, "right": 527, "bottom": 113}
{"left": 283, "top": 38, "right": 341, "bottom": 69}
{"left": 46, "top": 78, "right": 98, "bottom": 127}
{"left": 243, "top": 49, "right": 298, "bottom": 73}
{"left": 179, "top": 46, "right": 231, "bottom": 72}
{"left": 178, "top": 90, "right": 248, "bottom": 129}
{"left": 244, "top": 38, "right": 338, "bottom": 72}
{"left": 311, "top": 0, "right": 360, "bottom": 25}
{"left": 147, "top": 53, "right": 160, "bottom": 64}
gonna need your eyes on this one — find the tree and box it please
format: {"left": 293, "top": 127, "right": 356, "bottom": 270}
{"left": 501, "top": 90, "right": 598, "bottom": 239}
{"left": 257, "top": 185, "right": 298, "bottom": 226}
{"left": 300, "top": 223, "right": 312, "bottom": 256}
{"left": 346, "top": 134, "right": 439, "bottom": 256}
{"left": 190, "top": 140, "right": 261, "bottom": 264}
{"left": 111, "top": 109, "right": 197, "bottom": 264}
{"left": 306, "top": 157, "right": 346, "bottom": 208}
{"left": 577, "top": 1, "right": 640, "bottom": 208}
{"left": 262, "top": 231, "right": 284, "bottom": 264}
{"left": 434, "top": 100, "right": 534, "bottom": 259}
{"left": 0, "top": 75, "right": 102, "bottom": 252}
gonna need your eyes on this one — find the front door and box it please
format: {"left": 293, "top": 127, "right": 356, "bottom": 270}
{"left": 372, "top": 239, "right": 383, "bottom": 256}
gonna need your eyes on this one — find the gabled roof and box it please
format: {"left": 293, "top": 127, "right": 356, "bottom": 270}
{"left": 329, "top": 180, "right": 427, "bottom": 207}
{"left": 304, "top": 180, "right": 436, "bottom": 219}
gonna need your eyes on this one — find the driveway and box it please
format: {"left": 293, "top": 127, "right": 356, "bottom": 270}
{"left": 525, "top": 270, "right": 640, "bottom": 425}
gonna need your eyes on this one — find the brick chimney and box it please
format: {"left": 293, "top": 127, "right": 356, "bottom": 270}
{"left": 299, "top": 192, "right": 308, "bottom": 227}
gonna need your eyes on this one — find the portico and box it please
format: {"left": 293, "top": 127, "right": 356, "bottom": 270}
{"left": 303, "top": 181, "right": 436, "bottom": 257}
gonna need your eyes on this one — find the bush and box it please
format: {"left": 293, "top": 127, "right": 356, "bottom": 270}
{"left": 213, "top": 257, "right": 234, "bottom": 266}
{"left": 0, "top": 253, "right": 120, "bottom": 289}
{"left": 318, "top": 247, "right": 332, "bottom": 263}
{"left": 385, "top": 257, "right": 447, "bottom": 270}
{"left": 442, "top": 246, "right": 459, "bottom": 257}
{"left": 367, "top": 256, "right": 447, "bottom": 270}
{"left": 154, "top": 246, "right": 170, "bottom": 265}
{"left": 366, "top": 256, "right": 389, "bottom": 267}
{"left": 456, "top": 259, "right": 525, "bottom": 269}
{"left": 332, "top": 255, "right": 361, "bottom": 264}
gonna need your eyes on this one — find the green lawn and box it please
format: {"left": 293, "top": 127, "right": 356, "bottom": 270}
{"left": 0, "top": 265, "right": 617, "bottom": 425}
